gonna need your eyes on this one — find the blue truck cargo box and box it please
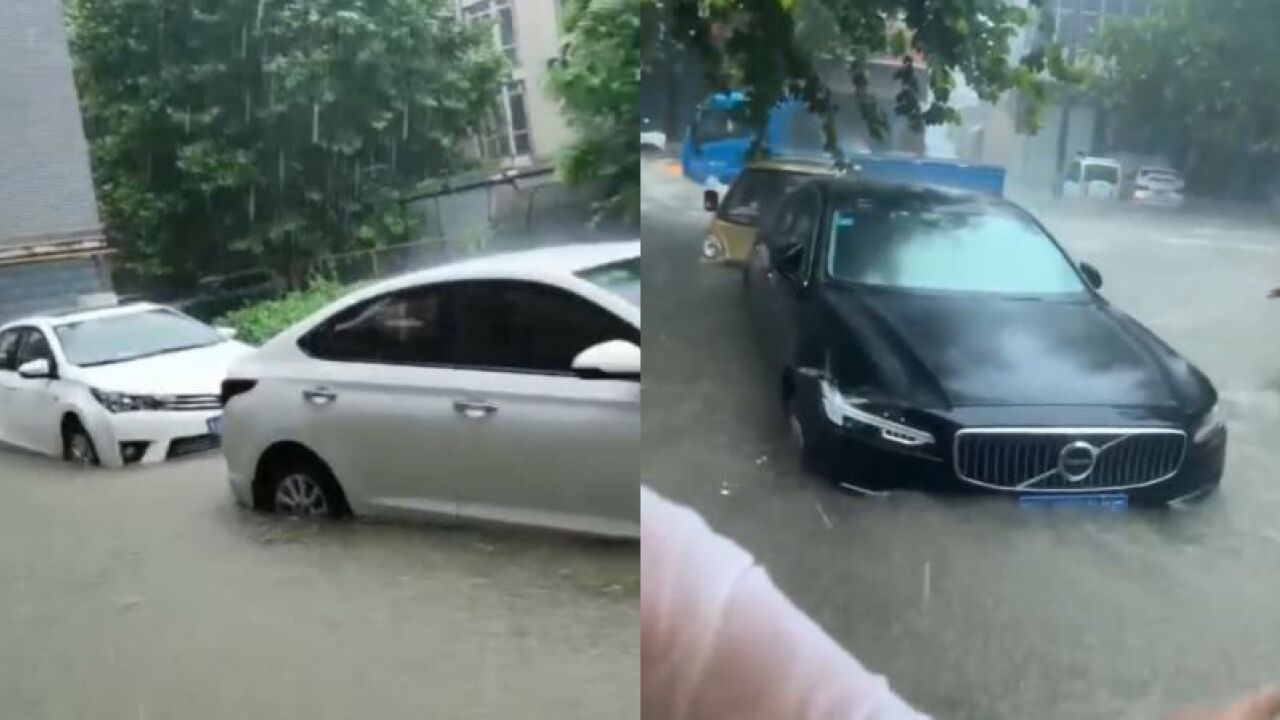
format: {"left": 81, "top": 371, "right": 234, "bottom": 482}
{"left": 681, "top": 93, "right": 1005, "bottom": 197}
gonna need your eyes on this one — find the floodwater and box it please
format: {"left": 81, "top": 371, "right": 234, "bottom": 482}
{"left": 642, "top": 158, "right": 1280, "bottom": 719}
{"left": 0, "top": 450, "right": 638, "bottom": 719}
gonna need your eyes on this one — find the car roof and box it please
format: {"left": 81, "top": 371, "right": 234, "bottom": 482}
{"left": 19, "top": 302, "right": 166, "bottom": 328}
{"left": 349, "top": 241, "right": 640, "bottom": 299}
{"left": 815, "top": 176, "right": 1002, "bottom": 209}
{"left": 746, "top": 157, "right": 843, "bottom": 175}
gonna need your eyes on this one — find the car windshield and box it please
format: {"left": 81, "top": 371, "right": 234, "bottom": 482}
{"left": 695, "top": 106, "right": 751, "bottom": 143}
{"left": 825, "top": 202, "right": 1087, "bottom": 295}
{"left": 578, "top": 256, "right": 640, "bottom": 308}
{"left": 54, "top": 309, "right": 224, "bottom": 366}
{"left": 1084, "top": 163, "right": 1120, "bottom": 184}
{"left": 719, "top": 169, "right": 820, "bottom": 225}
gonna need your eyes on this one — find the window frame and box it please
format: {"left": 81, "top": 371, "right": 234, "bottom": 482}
{"left": 786, "top": 184, "right": 823, "bottom": 283}
{"left": 0, "top": 328, "right": 23, "bottom": 372}
{"left": 298, "top": 280, "right": 637, "bottom": 377}
{"left": 764, "top": 184, "right": 822, "bottom": 285}
{"left": 14, "top": 327, "right": 56, "bottom": 370}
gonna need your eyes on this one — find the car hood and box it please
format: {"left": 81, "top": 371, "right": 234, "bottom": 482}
{"left": 70, "top": 341, "right": 254, "bottom": 396}
{"left": 825, "top": 287, "right": 1194, "bottom": 409}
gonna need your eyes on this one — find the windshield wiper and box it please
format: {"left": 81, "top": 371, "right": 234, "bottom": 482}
{"left": 78, "top": 341, "right": 222, "bottom": 367}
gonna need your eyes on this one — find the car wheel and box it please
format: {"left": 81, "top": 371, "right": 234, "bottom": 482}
{"left": 62, "top": 421, "right": 99, "bottom": 467}
{"left": 265, "top": 460, "right": 345, "bottom": 519}
{"left": 786, "top": 394, "right": 830, "bottom": 476}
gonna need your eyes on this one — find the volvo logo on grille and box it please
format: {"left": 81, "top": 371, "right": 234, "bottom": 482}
{"left": 1058, "top": 441, "right": 1098, "bottom": 482}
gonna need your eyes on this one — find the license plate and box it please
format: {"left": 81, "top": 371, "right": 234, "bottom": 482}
{"left": 207, "top": 415, "right": 223, "bottom": 436}
{"left": 1018, "top": 493, "right": 1128, "bottom": 510}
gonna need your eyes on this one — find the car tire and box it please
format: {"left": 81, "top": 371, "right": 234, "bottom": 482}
{"left": 786, "top": 393, "right": 831, "bottom": 477}
{"left": 263, "top": 457, "right": 347, "bottom": 519}
{"left": 62, "top": 419, "right": 99, "bottom": 467}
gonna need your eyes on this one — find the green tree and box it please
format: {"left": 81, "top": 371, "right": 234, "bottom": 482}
{"left": 1092, "top": 0, "right": 1280, "bottom": 197}
{"left": 657, "top": 0, "right": 1076, "bottom": 159}
{"left": 66, "top": 0, "right": 505, "bottom": 291}
{"left": 548, "top": 0, "right": 642, "bottom": 222}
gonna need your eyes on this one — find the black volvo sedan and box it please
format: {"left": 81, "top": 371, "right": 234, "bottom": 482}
{"left": 743, "top": 178, "right": 1226, "bottom": 504}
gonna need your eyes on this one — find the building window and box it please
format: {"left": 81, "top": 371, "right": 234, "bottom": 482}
{"left": 1050, "top": 0, "right": 1160, "bottom": 46}
{"left": 1051, "top": 0, "right": 1143, "bottom": 52}
{"left": 461, "top": 0, "right": 518, "bottom": 66}
{"left": 506, "top": 82, "right": 531, "bottom": 156}
{"left": 477, "top": 81, "right": 532, "bottom": 160}
{"left": 1124, "top": 0, "right": 1152, "bottom": 16}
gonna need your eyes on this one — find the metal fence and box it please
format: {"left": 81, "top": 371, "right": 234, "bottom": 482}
{"left": 308, "top": 168, "right": 630, "bottom": 287}
{"left": 156, "top": 168, "right": 630, "bottom": 314}
{"left": 309, "top": 237, "right": 456, "bottom": 286}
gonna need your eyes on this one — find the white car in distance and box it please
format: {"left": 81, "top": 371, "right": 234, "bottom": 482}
{"left": 1132, "top": 166, "right": 1186, "bottom": 207}
{"left": 0, "top": 303, "right": 252, "bottom": 466}
{"left": 221, "top": 242, "right": 641, "bottom": 538}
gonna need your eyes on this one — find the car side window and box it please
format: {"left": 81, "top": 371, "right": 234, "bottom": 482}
{"left": 301, "top": 285, "right": 455, "bottom": 365}
{"left": 451, "top": 281, "right": 638, "bottom": 374}
{"left": 763, "top": 193, "right": 799, "bottom": 252}
{"left": 787, "top": 187, "right": 820, "bottom": 262}
{"left": 0, "top": 330, "right": 21, "bottom": 371}
{"left": 15, "top": 329, "right": 53, "bottom": 366}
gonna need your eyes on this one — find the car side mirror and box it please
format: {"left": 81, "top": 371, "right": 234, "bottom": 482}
{"left": 774, "top": 243, "right": 804, "bottom": 277}
{"left": 571, "top": 340, "right": 640, "bottom": 380}
{"left": 703, "top": 190, "right": 719, "bottom": 212}
{"left": 18, "top": 358, "right": 52, "bottom": 379}
{"left": 1080, "top": 262, "right": 1103, "bottom": 290}
{"left": 216, "top": 326, "right": 238, "bottom": 340}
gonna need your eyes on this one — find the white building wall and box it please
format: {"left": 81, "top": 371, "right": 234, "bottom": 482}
{"left": 511, "top": 0, "right": 573, "bottom": 160}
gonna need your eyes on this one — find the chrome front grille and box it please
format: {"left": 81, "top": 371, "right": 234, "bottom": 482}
{"left": 157, "top": 395, "right": 222, "bottom": 411}
{"left": 953, "top": 428, "right": 1187, "bottom": 492}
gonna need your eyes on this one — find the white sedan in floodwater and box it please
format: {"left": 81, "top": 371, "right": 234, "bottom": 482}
{"left": 221, "top": 242, "right": 641, "bottom": 538}
{"left": 0, "top": 303, "right": 252, "bottom": 466}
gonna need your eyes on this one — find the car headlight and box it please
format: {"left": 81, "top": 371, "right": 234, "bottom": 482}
{"left": 1192, "top": 404, "right": 1225, "bottom": 442}
{"left": 818, "top": 378, "right": 934, "bottom": 447}
{"left": 702, "top": 236, "right": 725, "bottom": 259}
{"left": 90, "top": 389, "right": 165, "bottom": 413}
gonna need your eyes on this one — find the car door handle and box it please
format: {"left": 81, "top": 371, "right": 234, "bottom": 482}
{"left": 302, "top": 387, "right": 337, "bottom": 406}
{"left": 453, "top": 400, "right": 498, "bottom": 420}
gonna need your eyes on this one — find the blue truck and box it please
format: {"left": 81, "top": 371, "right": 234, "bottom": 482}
{"left": 680, "top": 92, "right": 1006, "bottom": 196}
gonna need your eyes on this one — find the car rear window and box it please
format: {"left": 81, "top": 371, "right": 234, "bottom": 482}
{"left": 1083, "top": 163, "right": 1120, "bottom": 184}
{"left": 578, "top": 257, "right": 640, "bottom": 308}
{"left": 719, "top": 169, "right": 821, "bottom": 226}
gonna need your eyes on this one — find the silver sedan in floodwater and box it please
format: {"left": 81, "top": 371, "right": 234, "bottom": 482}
{"left": 220, "top": 242, "right": 641, "bottom": 538}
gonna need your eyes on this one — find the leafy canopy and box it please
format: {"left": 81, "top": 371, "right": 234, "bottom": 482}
{"left": 66, "top": 0, "right": 505, "bottom": 290}
{"left": 548, "top": 0, "right": 643, "bottom": 222}
{"left": 659, "top": 0, "right": 1076, "bottom": 157}
{"left": 1091, "top": 0, "right": 1280, "bottom": 195}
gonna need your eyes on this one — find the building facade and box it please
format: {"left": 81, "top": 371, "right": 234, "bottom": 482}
{"left": 459, "top": 0, "right": 572, "bottom": 166}
{"left": 0, "top": 0, "right": 111, "bottom": 322}
{"left": 1047, "top": 0, "right": 1157, "bottom": 54}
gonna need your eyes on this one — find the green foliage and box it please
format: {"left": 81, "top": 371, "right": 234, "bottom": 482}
{"left": 656, "top": 0, "right": 1078, "bottom": 158}
{"left": 547, "top": 0, "right": 642, "bottom": 223}
{"left": 1091, "top": 0, "right": 1280, "bottom": 196}
{"left": 216, "top": 279, "right": 346, "bottom": 346}
{"left": 66, "top": 0, "right": 506, "bottom": 290}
